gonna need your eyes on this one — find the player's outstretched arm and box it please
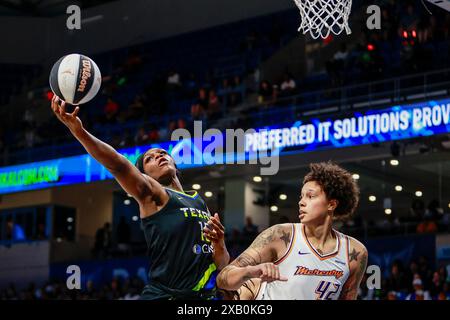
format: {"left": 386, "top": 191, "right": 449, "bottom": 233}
{"left": 216, "top": 224, "right": 289, "bottom": 291}
{"left": 50, "top": 96, "right": 159, "bottom": 203}
{"left": 339, "top": 237, "right": 368, "bottom": 300}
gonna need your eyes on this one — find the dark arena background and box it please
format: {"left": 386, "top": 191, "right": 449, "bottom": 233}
{"left": 0, "top": 0, "right": 449, "bottom": 307}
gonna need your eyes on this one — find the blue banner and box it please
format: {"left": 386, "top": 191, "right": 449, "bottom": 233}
{"left": 0, "top": 99, "right": 449, "bottom": 194}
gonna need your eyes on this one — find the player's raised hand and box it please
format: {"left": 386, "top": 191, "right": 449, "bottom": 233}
{"left": 50, "top": 95, "right": 83, "bottom": 134}
{"left": 246, "top": 263, "right": 288, "bottom": 283}
{"left": 203, "top": 213, "right": 225, "bottom": 245}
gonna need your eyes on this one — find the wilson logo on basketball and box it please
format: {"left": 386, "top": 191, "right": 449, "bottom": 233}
{"left": 294, "top": 266, "right": 344, "bottom": 280}
{"left": 77, "top": 59, "right": 92, "bottom": 92}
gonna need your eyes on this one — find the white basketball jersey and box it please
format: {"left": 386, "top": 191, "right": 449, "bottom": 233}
{"left": 256, "top": 223, "right": 350, "bottom": 300}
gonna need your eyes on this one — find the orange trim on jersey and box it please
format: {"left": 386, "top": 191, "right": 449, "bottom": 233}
{"left": 302, "top": 224, "right": 340, "bottom": 261}
{"left": 274, "top": 224, "right": 296, "bottom": 265}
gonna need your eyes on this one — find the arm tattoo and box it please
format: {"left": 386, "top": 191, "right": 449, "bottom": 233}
{"left": 340, "top": 248, "right": 368, "bottom": 300}
{"left": 279, "top": 230, "right": 291, "bottom": 248}
{"left": 339, "top": 285, "right": 352, "bottom": 298}
{"left": 218, "top": 267, "right": 232, "bottom": 284}
{"left": 358, "top": 252, "right": 368, "bottom": 277}
{"left": 349, "top": 248, "right": 360, "bottom": 262}
{"left": 217, "top": 252, "right": 260, "bottom": 289}
{"left": 233, "top": 252, "right": 260, "bottom": 267}
{"left": 217, "top": 227, "right": 279, "bottom": 289}
{"left": 250, "top": 226, "right": 276, "bottom": 250}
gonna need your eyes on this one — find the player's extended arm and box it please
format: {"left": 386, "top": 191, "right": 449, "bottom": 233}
{"left": 50, "top": 96, "right": 160, "bottom": 202}
{"left": 339, "top": 238, "right": 368, "bottom": 300}
{"left": 216, "top": 225, "right": 288, "bottom": 291}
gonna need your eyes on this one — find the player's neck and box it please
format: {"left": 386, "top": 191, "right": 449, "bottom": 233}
{"left": 303, "top": 217, "right": 334, "bottom": 248}
{"left": 166, "top": 178, "right": 183, "bottom": 193}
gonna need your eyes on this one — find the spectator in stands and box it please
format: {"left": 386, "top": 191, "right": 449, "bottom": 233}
{"left": 148, "top": 124, "right": 160, "bottom": 142}
{"left": 381, "top": 8, "right": 397, "bottom": 41}
{"left": 6, "top": 217, "right": 25, "bottom": 241}
{"left": 418, "top": 256, "right": 433, "bottom": 287}
{"left": 232, "top": 75, "right": 242, "bottom": 89}
{"left": 426, "top": 199, "right": 443, "bottom": 221}
{"left": 279, "top": 73, "right": 297, "bottom": 97}
{"left": 405, "top": 274, "right": 431, "bottom": 300}
{"left": 207, "top": 89, "right": 221, "bottom": 121}
{"left": 219, "top": 78, "right": 231, "bottom": 105}
{"left": 167, "top": 70, "right": 181, "bottom": 89}
{"left": 227, "top": 228, "right": 244, "bottom": 261}
{"left": 127, "top": 95, "right": 145, "bottom": 120}
{"left": 386, "top": 261, "right": 408, "bottom": 293}
{"left": 228, "top": 93, "right": 240, "bottom": 108}
{"left": 197, "top": 88, "right": 208, "bottom": 110}
{"left": 84, "top": 280, "right": 97, "bottom": 299}
{"left": 386, "top": 291, "right": 397, "bottom": 300}
{"left": 164, "top": 121, "right": 177, "bottom": 140}
{"left": 230, "top": 75, "right": 244, "bottom": 106}
{"left": 94, "top": 222, "right": 112, "bottom": 259}
{"left": 248, "top": 68, "right": 261, "bottom": 94}
{"left": 258, "top": 80, "right": 274, "bottom": 104}
{"left": 134, "top": 127, "right": 150, "bottom": 146}
{"left": 190, "top": 103, "right": 207, "bottom": 128}
{"left": 409, "top": 199, "right": 425, "bottom": 221}
{"left": 430, "top": 271, "right": 444, "bottom": 298}
{"left": 242, "top": 216, "right": 258, "bottom": 246}
{"left": 23, "top": 108, "right": 35, "bottom": 126}
{"left": 2, "top": 284, "right": 18, "bottom": 300}
{"left": 416, "top": 215, "right": 438, "bottom": 234}
{"left": 417, "top": 15, "right": 434, "bottom": 44}
{"left": 118, "top": 130, "right": 133, "bottom": 148}
{"left": 185, "top": 73, "right": 198, "bottom": 99}
{"left": 122, "top": 281, "right": 141, "bottom": 300}
{"left": 406, "top": 260, "right": 419, "bottom": 283}
{"left": 437, "top": 282, "right": 450, "bottom": 300}
{"left": 191, "top": 88, "right": 209, "bottom": 121}
{"left": 109, "top": 133, "right": 120, "bottom": 148}
{"left": 103, "top": 98, "right": 120, "bottom": 123}
{"left": 24, "top": 126, "right": 38, "bottom": 148}
{"left": 438, "top": 265, "right": 449, "bottom": 283}
{"left": 177, "top": 118, "right": 187, "bottom": 130}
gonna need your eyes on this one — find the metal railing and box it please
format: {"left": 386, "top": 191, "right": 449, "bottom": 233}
{"left": 220, "top": 68, "right": 450, "bottom": 128}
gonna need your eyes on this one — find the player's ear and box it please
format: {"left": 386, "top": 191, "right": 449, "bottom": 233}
{"left": 328, "top": 199, "right": 338, "bottom": 212}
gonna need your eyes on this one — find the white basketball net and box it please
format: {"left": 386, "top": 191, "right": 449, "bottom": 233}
{"left": 294, "top": 0, "right": 352, "bottom": 39}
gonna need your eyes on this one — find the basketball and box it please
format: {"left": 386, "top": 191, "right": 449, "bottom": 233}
{"left": 49, "top": 53, "right": 102, "bottom": 105}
